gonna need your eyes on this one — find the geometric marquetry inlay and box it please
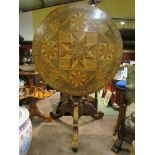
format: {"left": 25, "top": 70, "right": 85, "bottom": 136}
{"left": 32, "top": 3, "right": 123, "bottom": 96}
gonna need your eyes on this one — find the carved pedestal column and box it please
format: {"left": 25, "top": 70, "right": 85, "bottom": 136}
{"left": 71, "top": 102, "right": 79, "bottom": 152}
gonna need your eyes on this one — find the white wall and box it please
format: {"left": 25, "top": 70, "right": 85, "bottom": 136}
{"left": 19, "top": 11, "right": 33, "bottom": 41}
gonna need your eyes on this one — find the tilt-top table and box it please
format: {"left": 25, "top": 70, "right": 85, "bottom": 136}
{"left": 32, "top": 3, "right": 123, "bottom": 152}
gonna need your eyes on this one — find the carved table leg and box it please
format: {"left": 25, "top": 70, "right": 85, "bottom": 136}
{"left": 83, "top": 101, "right": 104, "bottom": 119}
{"left": 50, "top": 101, "right": 68, "bottom": 119}
{"left": 29, "top": 98, "right": 52, "bottom": 122}
{"left": 71, "top": 102, "right": 79, "bottom": 152}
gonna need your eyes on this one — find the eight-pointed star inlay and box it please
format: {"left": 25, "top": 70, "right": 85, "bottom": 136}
{"left": 59, "top": 31, "right": 97, "bottom": 71}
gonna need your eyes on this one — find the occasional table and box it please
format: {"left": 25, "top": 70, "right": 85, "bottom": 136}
{"left": 19, "top": 71, "right": 52, "bottom": 122}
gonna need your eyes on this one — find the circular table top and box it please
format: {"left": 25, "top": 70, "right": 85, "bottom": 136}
{"left": 32, "top": 3, "right": 122, "bottom": 96}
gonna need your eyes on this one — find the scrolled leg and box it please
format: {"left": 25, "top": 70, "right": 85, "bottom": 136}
{"left": 29, "top": 98, "right": 52, "bottom": 122}
{"left": 50, "top": 101, "right": 68, "bottom": 119}
{"left": 83, "top": 101, "right": 104, "bottom": 119}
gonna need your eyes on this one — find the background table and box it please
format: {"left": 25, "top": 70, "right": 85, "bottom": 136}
{"left": 19, "top": 71, "right": 52, "bottom": 122}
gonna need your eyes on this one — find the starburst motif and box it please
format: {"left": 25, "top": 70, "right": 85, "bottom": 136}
{"left": 69, "top": 71, "right": 86, "bottom": 88}
{"left": 70, "top": 13, "right": 86, "bottom": 31}
{"left": 50, "top": 20, "right": 60, "bottom": 31}
{"left": 41, "top": 41, "right": 58, "bottom": 59}
{"left": 49, "top": 69, "right": 59, "bottom": 80}
{"left": 60, "top": 32, "right": 96, "bottom": 70}
{"left": 98, "top": 43, "right": 114, "bottom": 60}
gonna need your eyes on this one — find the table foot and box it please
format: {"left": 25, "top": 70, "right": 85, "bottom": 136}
{"left": 83, "top": 101, "right": 104, "bottom": 119}
{"left": 29, "top": 102, "right": 52, "bottom": 122}
{"left": 50, "top": 101, "right": 67, "bottom": 119}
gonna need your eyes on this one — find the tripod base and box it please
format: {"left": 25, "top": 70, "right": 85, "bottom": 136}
{"left": 50, "top": 95, "right": 104, "bottom": 151}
